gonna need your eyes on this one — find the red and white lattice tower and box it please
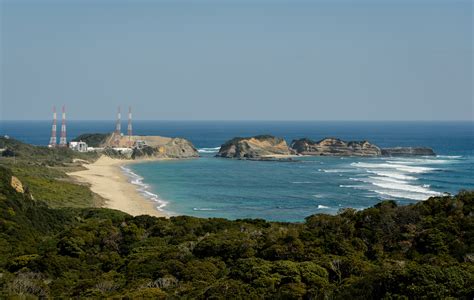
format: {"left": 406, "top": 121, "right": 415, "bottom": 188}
{"left": 48, "top": 106, "right": 57, "bottom": 147}
{"left": 127, "top": 106, "right": 132, "bottom": 146}
{"left": 59, "top": 105, "right": 67, "bottom": 147}
{"left": 115, "top": 106, "right": 121, "bottom": 146}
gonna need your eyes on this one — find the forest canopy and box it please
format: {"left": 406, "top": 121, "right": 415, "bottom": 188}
{"left": 0, "top": 163, "right": 472, "bottom": 298}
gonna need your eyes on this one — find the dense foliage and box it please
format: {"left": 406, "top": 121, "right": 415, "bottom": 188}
{"left": 0, "top": 163, "right": 472, "bottom": 298}
{"left": 0, "top": 137, "right": 99, "bottom": 165}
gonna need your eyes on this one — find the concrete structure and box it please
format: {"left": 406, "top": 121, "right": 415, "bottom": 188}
{"left": 48, "top": 106, "right": 57, "bottom": 147}
{"left": 69, "top": 141, "right": 88, "bottom": 152}
{"left": 115, "top": 106, "right": 121, "bottom": 146}
{"left": 127, "top": 106, "right": 133, "bottom": 146}
{"left": 59, "top": 105, "right": 67, "bottom": 147}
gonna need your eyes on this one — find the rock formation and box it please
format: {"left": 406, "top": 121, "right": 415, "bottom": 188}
{"left": 73, "top": 133, "right": 199, "bottom": 160}
{"left": 216, "top": 135, "right": 292, "bottom": 159}
{"left": 381, "top": 147, "right": 436, "bottom": 156}
{"left": 290, "top": 138, "right": 382, "bottom": 156}
{"left": 132, "top": 137, "right": 199, "bottom": 159}
{"left": 10, "top": 176, "right": 24, "bottom": 194}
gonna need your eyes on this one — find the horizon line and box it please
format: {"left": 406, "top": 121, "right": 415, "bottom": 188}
{"left": 1, "top": 119, "right": 473, "bottom": 122}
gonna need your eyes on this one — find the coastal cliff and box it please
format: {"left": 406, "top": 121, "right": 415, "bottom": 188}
{"left": 132, "top": 137, "right": 199, "bottom": 159}
{"left": 216, "top": 135, "right": 292, "bottom": 159}
{"left": 217, "top": 135, "right": 436, "bottom": 158}
{"left": 290, "top": 138, "right": 382, "bottom": 156}
{"left": 73, "top": 133, "right": 199, "bottom": 160}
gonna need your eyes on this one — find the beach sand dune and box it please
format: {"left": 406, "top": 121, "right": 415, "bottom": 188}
{"left": 68, "top": 156, "right": 166, "bottom": 218}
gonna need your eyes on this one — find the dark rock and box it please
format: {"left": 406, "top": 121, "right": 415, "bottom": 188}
{"left": 381, "top": 147, "right": 436, "bottom": 156}
{"left": 290, "top": 138, "right": 381, "bottom": 156}
{"left": 132, "top": 138, "right": 199, "bottom": 159}
{"left": 217, "top": 135, "right": 292, "bottom": 159}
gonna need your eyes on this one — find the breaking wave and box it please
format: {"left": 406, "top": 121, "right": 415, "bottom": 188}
{"left": 318, "top": 168, "right": 349, "bottom": 173}
{"left": 344, "top": 159, "right": 445, "bottom": 201}
{"left": 198, "top": 147, "right": 220, "bottom": 153}
{"left": 366, "top": 170, "right": 417, "bottom": 181}
{"left": 351, "top": 162, "right": 435, "bottom": 173}
{"left": 120, "top": 165, "right": 169, "bottom": 211}
{"left": 193, "top": 207, "right": 217, "bottom": 211}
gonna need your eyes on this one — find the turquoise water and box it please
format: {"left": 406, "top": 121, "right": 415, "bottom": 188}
{"left": 1, "top": 120, "right": 472, "bottom": 222}
{"left": 126, "top": 153, "right": 472, "bottom": 222}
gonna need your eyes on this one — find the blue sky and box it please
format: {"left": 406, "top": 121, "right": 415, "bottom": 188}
{"left": 1, "top": 0, "right": 472, "bottom": 120}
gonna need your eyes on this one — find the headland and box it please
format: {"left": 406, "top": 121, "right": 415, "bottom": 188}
{"left": 67, "top": 132, "right": 200, "bottom": 217}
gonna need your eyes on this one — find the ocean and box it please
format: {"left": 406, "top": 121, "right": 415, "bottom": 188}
{"left": 1, "top": 120, "right": 473, "bottom": 222}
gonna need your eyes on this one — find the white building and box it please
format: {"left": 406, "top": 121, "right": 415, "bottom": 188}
{"left": 69, "top": 141, "right": 88, "bottom": 152}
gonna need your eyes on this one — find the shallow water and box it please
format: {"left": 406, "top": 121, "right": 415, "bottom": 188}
{"left": 127, "top": 152, "right": 472, "bottom": 222}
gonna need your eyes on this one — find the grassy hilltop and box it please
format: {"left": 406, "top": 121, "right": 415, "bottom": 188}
{"left": 0, "top": 137, "right": 102, "bottom": 208}
{"left": 0, "top": 138, "right": 473, "bottom": 298}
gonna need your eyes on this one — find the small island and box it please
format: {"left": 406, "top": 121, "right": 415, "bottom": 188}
{"left": 216, "top": 135, "right": 436, "bottom": 159}
{"left": 291, "top": 138, "right": 381, "bottom": 156}
{"left": 216, "top": 135, "right": 293, "bottom": 159}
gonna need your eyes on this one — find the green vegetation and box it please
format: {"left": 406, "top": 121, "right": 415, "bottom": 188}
{"left": 0, "top": 137, "right": 99, "bottom": 165}
{"left": 72, "top": 133, "right": 109, "bottom": 147}
{"left": 0, "top": 165, "right": 472, "bottom": 298}
{"left": 0, "top": 137, "right": 102, "bottom": 208}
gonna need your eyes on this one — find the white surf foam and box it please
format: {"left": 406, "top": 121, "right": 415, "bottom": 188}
{"left": 351, "top": 162, "right": 435, "bottom": 173}
{"left": 347, "top": 174, "right": 441, "bottom": 200}
{"left": 366, "top": 170, "right": 417, "bottom": 181}
{"left": 387, "top": 159, "right": 452, "bottom": 165}
{"left": 193, "top": 208, "right": 217, "bottom": 211}
{"left": 343, "top": 160, "right": 443, "bottom": 201}
{"left": 120, "top": 165, "right": 169, "bottom": 211}
{"left": 339, "top": 184, "right": 362, "bottom": 189}
{"left": 198, "top": 147, "right": 220, "bottom": 153}
{"left": 437, "top": 155, "right": 462, "bottom": 159}
{"left": 317, "top": 205, "right": 329, "bottom": 209}
{"left": 367, "top": 176, "right": 407, "bottom": 184}
{"left": 319, "top": 169, "right": 349, "bottom": 173}
{"left": 370, "top": 181, "right": 440, "bottom": 196}
{"left": 370, "top": 189, "right": 435, "bottom": 201}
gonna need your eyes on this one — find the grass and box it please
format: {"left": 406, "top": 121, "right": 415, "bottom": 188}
{"left": 0, "top": 137, "right": 104, "bottom": 208}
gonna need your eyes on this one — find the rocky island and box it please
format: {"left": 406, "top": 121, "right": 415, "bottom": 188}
{"left": 291, "top": 138, "right": 381, "bottom": 156}
{"left": 216, "top": 135, "right": 292, "bottom": 159}
{"left": 217, "top": 135, "right": 436, "bottom": 159}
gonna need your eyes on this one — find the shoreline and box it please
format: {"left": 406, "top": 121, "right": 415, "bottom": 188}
{"left": 68, "top": 156, "right": 168, "bottom": 218}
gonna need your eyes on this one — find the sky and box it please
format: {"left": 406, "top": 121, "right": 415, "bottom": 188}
{"left": 0, "top": 0, "right": 472, "bottom": 121}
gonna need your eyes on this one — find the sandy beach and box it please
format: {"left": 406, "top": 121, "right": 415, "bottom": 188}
{"left": 68, "top": 156, "right": 167, "bottom": 218}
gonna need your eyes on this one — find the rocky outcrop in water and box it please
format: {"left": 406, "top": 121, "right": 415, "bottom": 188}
{"left": 217, "top": 135, "right": 436, "bottom": 159}
{"left": 132, "top": 138, "right": 199, "bottom": 159}
{"left": 381, "top": 147, "right": 436, "bottom": 157}
{"left": 216, "top": 135, "right": 292, "bottom": 159}
{"left": 290, "top": 138, "right": 382, "bottom": 156}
